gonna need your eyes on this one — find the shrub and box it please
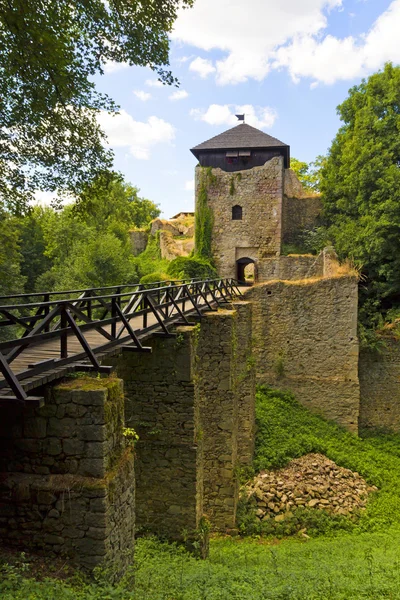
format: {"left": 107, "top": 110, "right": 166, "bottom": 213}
{"left": 139, "top": 272, "right": 170, "bottom": 286}
{"left": 167, "top": 256, "right": 217, "bottom": 280}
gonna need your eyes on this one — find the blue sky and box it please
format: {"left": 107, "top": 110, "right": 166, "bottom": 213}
{"left": 90, "top": 0, "right": 399, "bottom": 218}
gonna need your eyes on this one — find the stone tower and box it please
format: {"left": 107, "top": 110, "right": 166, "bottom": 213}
{"left": 191, "top": 123, "right": 320, "bottom": 282}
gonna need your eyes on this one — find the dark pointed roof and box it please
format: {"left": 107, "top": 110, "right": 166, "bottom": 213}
{"left": 190, "top": 123, "right": 288, "bottom": 154}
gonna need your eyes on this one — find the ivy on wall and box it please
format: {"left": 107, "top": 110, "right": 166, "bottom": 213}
{"left": 195, "top": 167, "right": 215, "bottom": 260}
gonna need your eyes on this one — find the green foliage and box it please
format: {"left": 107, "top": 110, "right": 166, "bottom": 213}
{"left": 17, "top": 207, "right": 53, "bottom": 292}
{"left": 320, "top": 63, "right": 400, "bottom": 329}
{"left": 236, "top": 386, "right": 400, "bottom": 539}
{"left": 5, "top": 533, "right": 400, "bottom": 598}
{"left": 195, "top": 168, "right": 214, "bottom": 260}
{"left": 139, "top": 272, "right": 170, "bottom": 285}
{"left": 122, "top": 427, "right": 139, "bottom": 448}
{"left": 167, "top": 256, "right": 217, "bottom": 280}
{"left": 290, "top": 157, "right": 324, "bottom": 192}
{"left": 281, "top": 227, "right": 331, "bottom": 256}
{"left": 0, "top": 172, "right": 157, "bottom": 295}
{"left": 229, "top": 177, "right": 235, "bottom": 196}
{"left": 133, "top": 233, "right": 170, "bottom": 280}
{"left": 0, "top": 0, "right": 193, "bottom": 212}
{"left": 74, "top": 173, "right": 160, "bottom": 228}
{"left": 50, "top": 233, "right": 138, "bottom": 290}
{"left": 0, "top": 208, "right": 25, "bottom": 296}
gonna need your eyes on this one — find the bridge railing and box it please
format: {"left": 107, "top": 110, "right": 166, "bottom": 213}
{"left": 0, "top": 278, "right": 242, "bottom": 404}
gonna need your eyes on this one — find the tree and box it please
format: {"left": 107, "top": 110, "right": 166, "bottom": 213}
{"left": 0, "top": 0, "right": 192, "bottom": 213}
{"left": 18, "top": 207, "right": 54, "bottom": 292}
{"left": 290, "top": 157, "right": 324, "bottom": 192}
{"left": 75, "top": 172, "right": 160, "bottom": 230}
{"left": 320, "top": 63, "right": 400, "bottom": 327}
{"left": 0, "top": 208, "right": 25, "bottom": 296}
{"left": 52, "top": 233, "right": 138, "bottom": 290}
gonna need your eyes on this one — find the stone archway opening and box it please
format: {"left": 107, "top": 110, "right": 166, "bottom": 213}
{"left": 236, "top": 257, "right": 257, "bottom": 285}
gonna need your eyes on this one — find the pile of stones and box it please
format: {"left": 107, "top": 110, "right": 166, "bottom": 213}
{"left": 246, "top": 453, "right": 377, "bottom": 523}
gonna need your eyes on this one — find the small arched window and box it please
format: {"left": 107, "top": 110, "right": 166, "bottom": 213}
{"left": 232, "top": 205, "right": 242, "bottom": 221}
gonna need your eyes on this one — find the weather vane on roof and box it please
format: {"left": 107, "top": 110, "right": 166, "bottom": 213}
{"left": 235, "top": 114, "right": 245, "bottom": 123}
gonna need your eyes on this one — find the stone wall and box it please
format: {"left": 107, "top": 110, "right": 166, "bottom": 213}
{"left": 196, "top": 157, "right": 284, "bottom": 279}
{"left": 195, "top": 310, "right": 239, "bottom": 530}
{"left": 109, "top": 305, "right": 255, "bottom": 536}
{"left": 129, "top": 230, "right": 148, "bottom": 256}
{"left": 111, "top": 330, "right": 202, "bottom": 540}
{"left": 232, "top": 301, "right": 256, "bottom": 466}
{"left": 245, "top": 275, "right": 360, "bottom": 431}
{"left": 257, "top": 254, "right": 324, "bottom": 282}
{"left": 282, "top": 196, "right": 322, "bottom": 247}
{"left": 159, "top": 230, "right": 194, "bottom": 261}
{"left": 0, "top": 378, "right": 135, "bottom": 575}
{"left": 359, "top": 339, "right": 400, "bottom": 432}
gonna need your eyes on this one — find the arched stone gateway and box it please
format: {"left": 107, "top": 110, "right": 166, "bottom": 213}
{"left": 236, "top": 257, "right": 257, "bottom": 285}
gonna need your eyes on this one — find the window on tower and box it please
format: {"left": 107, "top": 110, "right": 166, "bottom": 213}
{"left": 232, "top": 205, "right": 242, "bottom": 220}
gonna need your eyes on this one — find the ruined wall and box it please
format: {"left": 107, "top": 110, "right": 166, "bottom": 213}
{"left": 111, "top": 304, "right": 255, "bottom": 536}
{"left": 0, "top": 378, "right": 135, "bottom": 575}
{"left": 359, "top": 339, "right": 400, "bottom": 432}
{"left": 232, "top": 302, "right": 256, "bottom": 466}
{"left": 196, "top": 157, "right": 284, "bottom": 279}
{"left": 246, "top": 276, "right": 360, "bottom": 431}
{"left": 129, "top": 230, "right": 148, "bottom": 256}
{"left": 257, "top": 254, "right": 324, "bottom": 282}
{"left": 195, "top": 304, "right": 255, "bottom": 530}
{"left": 159, "top": 230, "right": 194, "bottom": 261}
{"left": 282, "top": 167, "right": 322, "bottom": 247}
{"left": 282, "top": 196, "right": 322, "bottom": 246}
{"left": 112, "top": 330, "right": 202, "bottom": 540}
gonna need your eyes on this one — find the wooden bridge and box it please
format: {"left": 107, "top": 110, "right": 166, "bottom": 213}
{"left": 0, "top": 279, "right": 243, "bottom": 407}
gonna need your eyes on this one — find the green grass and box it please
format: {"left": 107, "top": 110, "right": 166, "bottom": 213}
{"left": 3, "top": 534, "right": 400, "bottom": 599}
{"left": 3, "top": 387, "right": 400, "bottom": 599}
{"left": 246, "top": 387, "right": 400, "bottom": 535}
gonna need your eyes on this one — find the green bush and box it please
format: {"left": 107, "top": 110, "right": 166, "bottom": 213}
{"left": 139, "top": 272, "right": 170, "bottom": 286}
{"left": 167, "top": 256, "right": 217, "bottom": 280}
{"left": 133, "top": 233, "right": 170, "bottom": 279}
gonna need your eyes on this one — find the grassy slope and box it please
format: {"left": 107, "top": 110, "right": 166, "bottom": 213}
{"left": 3, "top": 387, "right": 400, "bottom": 599}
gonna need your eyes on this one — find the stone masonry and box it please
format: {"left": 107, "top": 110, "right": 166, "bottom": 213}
{"left": 112, "top": 330, "right": 202, "bottom": 541}
{"left": 0, "top": 377, "right": 135, "bottom": 575}
{"left": 195, "top": 157, "right": 322, "bottom": 282}
{"left": 359, "top": 338, "right": 400, "bottom": 432}
{"left": 195, "top": 303, "right": 255, "bottom": 530}
{"left": 196, "top": 157, "right": 284, "bottom": 279}
{"left": 109, "top": 302, "right": 255, "bottom": 537}
{"left": 245, "top": 275, "right": 360, "bottom": 431}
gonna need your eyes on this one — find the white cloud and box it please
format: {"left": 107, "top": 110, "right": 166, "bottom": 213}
{"left": 189, "top": 57, "right": 216, "bottom": 78}
{"left": 173, "top": 0, "right": 400, "bottom": 86}
{"left": 98, "top": 110, "right": 175, "bottom": 160}
{"left": 134, "top": 90, "right": 151, "bottom": 102}
{"left": 145, "top": 79, "right": 164, "bottom": 88}
{"left": 275, "top": 1, "right": 400, "bottom": 85}
{"left": 103, "top": 60, "right": 130, "bottom": 74}
{"left": 184, "top": 179, "right": 195, "bottom": 191}
{"left": 190, "top": 104, "right": 278, "bottom": 129}
{"left": 169, "top": 89, "right": 189, "bottom": 101}
{"left": 175, "top": 55, "right": 193, "bottom": 64}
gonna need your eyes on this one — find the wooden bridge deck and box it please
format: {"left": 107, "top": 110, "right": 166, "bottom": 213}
{"left": 0, "top": 280, "right": 247, "bottom": 403}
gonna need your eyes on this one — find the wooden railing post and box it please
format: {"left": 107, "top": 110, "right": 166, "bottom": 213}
{"left": 111, "top": 297, "right": 117, "bottom": 339}
{"left": 44, "top": 294, "right": 50, "bottom": 332}
{"left": 60, "top": 306, "right": 68, "bottom": 358}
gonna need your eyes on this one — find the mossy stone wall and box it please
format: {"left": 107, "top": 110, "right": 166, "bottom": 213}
{"left": 359, "top": 339, "right": 400, "bottom": 432}
{"left": 0, "top": 377, "right": 135, "bottom": 576}
{"left": 245, "top": 276, "right": 360, "bottom": 432}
